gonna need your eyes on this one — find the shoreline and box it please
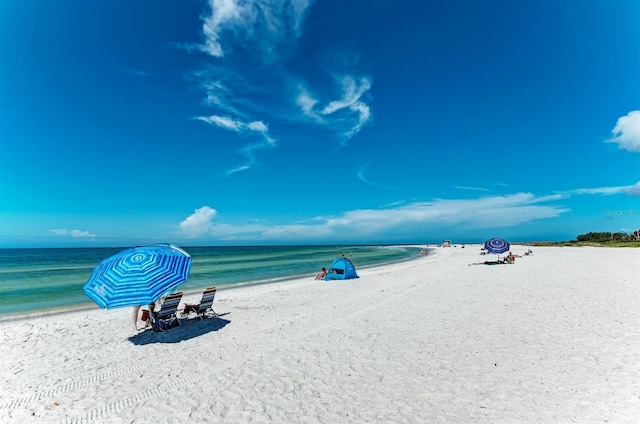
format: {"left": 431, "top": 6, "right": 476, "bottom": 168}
{"left": 0, "top": 245, "right": 427, "bottom": 323}
{"left": 2, "top": 246, "right": 637, "bottom": 423}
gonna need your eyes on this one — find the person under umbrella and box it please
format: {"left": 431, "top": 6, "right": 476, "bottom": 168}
{"left": 83, "top": 243, "right": 191, "bottom": 332}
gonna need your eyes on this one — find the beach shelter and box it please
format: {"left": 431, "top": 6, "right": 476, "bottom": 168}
{"left": 324, "top": 257, "right": 359, "bottom": 281}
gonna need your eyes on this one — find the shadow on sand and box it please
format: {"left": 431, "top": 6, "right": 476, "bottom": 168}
{"left": 128, "top": 314, "right": 231, "bottom": 345}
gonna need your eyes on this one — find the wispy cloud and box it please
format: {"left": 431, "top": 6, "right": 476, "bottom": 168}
{"left": 192, "top": 0, "right": 372, "bottom": 173}
{"left": 227, "top": 141, "right": 274, "bottom": 176}
{"left": 197, "top": 115, "right": 274, "bottom": 144}
{"left": 196, "top": 115, "right": 275, "bottom": 174}
{"left": 357, "top": 164, "right": 400, "bottom": 190}
{"left": 199, "top": 0, "right": 313, "bottom": 60}
{"left": 607, "top": 110, "right": 640, "bottom": 153}
{"left": 119, "top": 66, "right": 155, "bottom": 78}
{"left": 454, "top": 186, "right": 490, "bottom": 192}
{"left": 296, "top": 89, "right": 319, "bottom": 119}
{"left": 294, "top": 74, "right": 373, "bottom": 142}
{"left": 200, "top": 0, "right": 244, "bottom": 58}
{"left": 50, "top": 229, "right": 96, "bottom": 238}
{"left": 560, "top": 182, "right": 639, "bottom": 196}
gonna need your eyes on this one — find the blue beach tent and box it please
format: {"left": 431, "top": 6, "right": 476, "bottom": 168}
{"left": 324, "top": 257, "right": 359, "bottom": 281}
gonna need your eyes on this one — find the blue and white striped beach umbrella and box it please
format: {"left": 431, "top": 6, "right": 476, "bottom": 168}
{"left": 483, "top": 238, "right": 510, "bottom": 254}
{"left": 83, "top": 244, "right": 191, "bottom": 309}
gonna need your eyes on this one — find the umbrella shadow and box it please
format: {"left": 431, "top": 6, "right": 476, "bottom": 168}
{"left": 128, "top": 314, "right": 231, "bottom": 345}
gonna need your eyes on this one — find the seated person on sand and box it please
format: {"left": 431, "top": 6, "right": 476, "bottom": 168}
{"left": 132, "top": 301, "right": 160, "bottom": 332}
{"left": 470, "top": 260, "right": 500, "bottom": 265}
{"left": 146, "top": 295, "right": 167, "bottom": 325}
{"left": 315, "top": 267, "right": 327, "bottom": 280}
{"left": 504, "top": 252, "right": 516, "bottom": 263}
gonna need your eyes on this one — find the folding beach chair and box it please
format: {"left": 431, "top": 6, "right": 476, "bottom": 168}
{"left": 150, "top": 292, "right": 183, "bottom": 331}
{"left": 182, "top": 286, "right": 219, "bottom": 320}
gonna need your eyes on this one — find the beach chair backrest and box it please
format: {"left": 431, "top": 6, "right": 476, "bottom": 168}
{"left": 157, "top": 292, "right": 183, "bottom": 319}
{"left": 199, "top": 287, "right": 217, "bottom": 309}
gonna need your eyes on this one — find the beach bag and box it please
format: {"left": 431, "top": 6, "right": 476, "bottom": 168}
{"left": 153, "top": 318, "right": 180, "bottom": 331}
{"left": 141, "top": 310, "right": 149, "bottom": 321}
{"left": 153, "top": 319, "right": 167, "bottom": 331}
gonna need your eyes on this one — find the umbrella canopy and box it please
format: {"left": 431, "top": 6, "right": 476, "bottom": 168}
{"left": 83, "top": 244, "right": 191, "bottom": 309}
{"left": 484, "top": 238, "right": 510, "bottom": 254}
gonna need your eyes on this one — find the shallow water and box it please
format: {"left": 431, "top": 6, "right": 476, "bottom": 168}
{"left": 0, "top": 245, "right": 420, "bottom": 317}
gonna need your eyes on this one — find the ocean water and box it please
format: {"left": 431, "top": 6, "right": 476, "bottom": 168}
{"left": 0, "top": 245, "right": 420, "bottom": 318}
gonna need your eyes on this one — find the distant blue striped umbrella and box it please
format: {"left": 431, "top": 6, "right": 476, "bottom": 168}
{"left": 483, "top": 238, "right": 510, "bottom": 254}
{"left": 83, "top": 244, "right": 191, "bottom": 309}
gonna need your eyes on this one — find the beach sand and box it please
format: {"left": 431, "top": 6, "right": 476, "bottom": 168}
{"left": 1, "top": 246, "right": 639, "bottom": 423}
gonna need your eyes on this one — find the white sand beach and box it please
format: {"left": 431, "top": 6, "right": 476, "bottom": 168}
{"left": 1, "top": 246, "right": 639, "bottom": 423}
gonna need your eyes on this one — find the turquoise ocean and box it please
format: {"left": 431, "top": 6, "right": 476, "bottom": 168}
{"left": 0, "top": 245, "right": 420, "bottom": 319}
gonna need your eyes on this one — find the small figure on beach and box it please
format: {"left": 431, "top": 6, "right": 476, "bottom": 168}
{"left": 315, "top": 267, "right": 327, "bottom": 280}
{"left": 469, "top": 260, "right": 501, "bottom": 266}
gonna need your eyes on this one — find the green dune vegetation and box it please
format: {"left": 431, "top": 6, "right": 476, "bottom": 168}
{"left": 532, "top": 231, "right": 640, "bottom": 247}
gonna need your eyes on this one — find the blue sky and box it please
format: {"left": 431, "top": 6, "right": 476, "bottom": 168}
{"left": 1, "top": 0, "right": 639, "bottom": 248}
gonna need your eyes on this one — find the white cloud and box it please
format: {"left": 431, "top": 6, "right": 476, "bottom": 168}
{"left": 320, "top": 75, "right": 372, "bottom": 140}
{"left": 454, "top": 186, "right": 490, "bottom": 192}
{"left": 180, "top": 206, "right": 218, "bottom": 237}
{"left": 200, "top": 78, "right": 244, "bottom": 115}
{"left": 296, "top": 90, "right": 319, "bottom": 118}
{"left": 227, "top": 164, "right": 251, "bottom": 175}
{"left": 608, "top": 110, "right": 640, "bottom": 153}
{"left": 197, "top": 115, "right": 275, "bottom": 174}
{"left": 322, "top": 76, "right": 371, "bottom": 115}
{"left": 295, "top": 75, "right": 373, "bottom": 143}
{"left": 563, "top": 183, "right": 637, "bottom": 196}
{"left": 198, "top": 115, "right": 241, "bottom": 131}
{"left": 50, "top": 229, "right": 95, "bottom": 238}
{"left": 193, "top": 0, "right": 372, "bottom": 162}
{"left": 70, "top": 230, "right": 94, "bottom": 238}
{"left": 176, "top": 193, "right": 568, "bottom": 242}
{"left": 624, "top": 181, "right": 640, "bottom": 197}
{"left": 222, "top": 193, "right": 568, "bottom": 242}
{"left": 177, "top": 181, "right": 640, "bottom": 242}
{"left": 247, "top": 120, "right": 269, "bottom": 133}
{"left": 120, "top": 67, "right": 150, "bottom": 78}
{"left": 345, "top": 102, "right": 371, "bottom": 140}
{"left": 200, "top": 0, "right": 245, "bottom": 58}
{"left": 199, "top": 0, "right": 315, "bottom": 60}
{"left": 357, "top": 164, "right": 401, "bottom": 190}
{"left": 197, "top": 114, "right": 274, "bottom": 143}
